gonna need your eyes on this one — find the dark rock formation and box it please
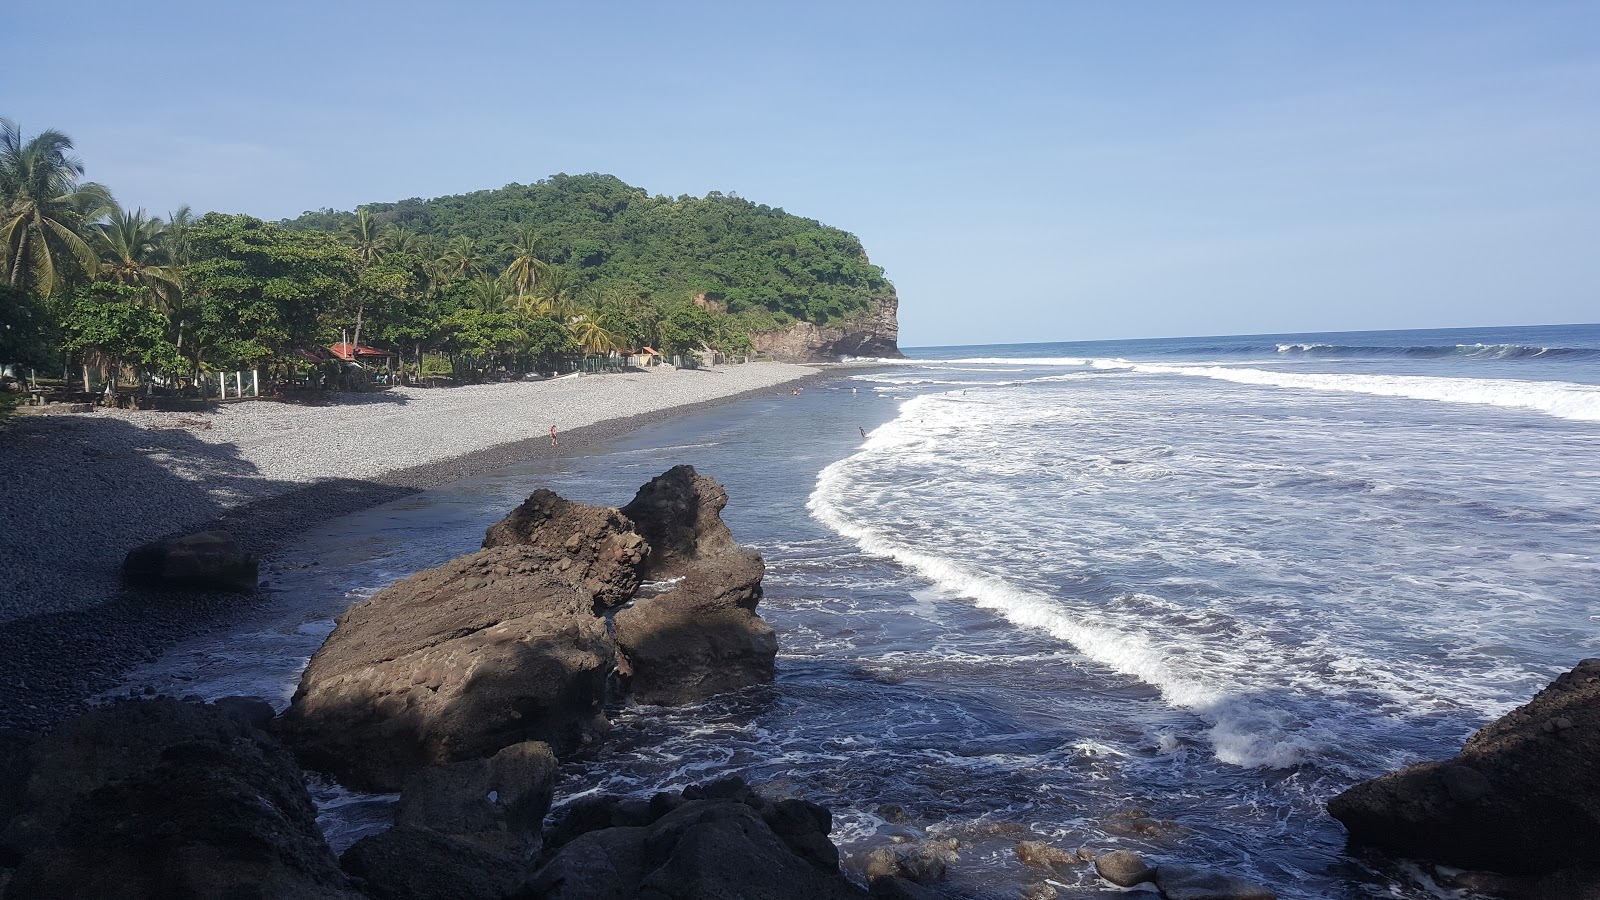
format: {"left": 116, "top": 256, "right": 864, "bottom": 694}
{"left": 342, "top": 825, "right": 530, "bottom": 900}
{"left": 395, "top": 740, "right": 559, "bottom": 857}
{"left": 751, "top": 292, "right": 903, "bottom": 362}
{"left": 277, "top": 547, "right": 616, "bottom": 791}
{"left": 613, "top": 466, "right": 777, "bottom": 705}
{"left": 281, "top": 467, "right": 776, "bottom": 789}
{"left": 1015, "top": 839, "right": 1078, "bottom": 871}
{"left": 5, "top": 699, "right": 357, "bottom": 900}
{"left": 122, "top": 530, "right": 259, "bottom": 592}
{"left": 1328, "top": 658, "right": 1600, "bottom": 875}
{"left": 482, "top": 488, "right": 647, "bottom": 609}
{"left": 521, "top": 777, "right": 867, "bottom": 900}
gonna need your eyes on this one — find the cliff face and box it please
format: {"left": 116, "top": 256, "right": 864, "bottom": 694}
{"left": 750, "top": 291, "right": 904, "bottom": 362}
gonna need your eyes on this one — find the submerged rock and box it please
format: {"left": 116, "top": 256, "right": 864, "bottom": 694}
{"left": 1152, "top": 864, "right": 1277, "bottom": 900}
{"left": 1015, "top": 839, "right": 1078, "bottom": 871}
{"left": 1095, "top": 849, "right": 1155, "bottom": 887}
{"left": 122, "top": 530, "right": 259, "bottom": 592}
{"left": 1328, "top": 658, "right": 1600, "bottom": 874}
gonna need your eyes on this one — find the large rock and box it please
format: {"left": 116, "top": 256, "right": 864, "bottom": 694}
{"left": 750, "top": 292, "right": 903, "bottom": 362}
{"left": 613, "top": 466, "right": 777, "bottom": 705}
{"left": 482, "top": 488, "right": 647, "bottom": 609}
{"left": 278, "top": 546, "right": 616, "bottom": 791}
{"left": 396, "top": 740, "right": 559, "bottom": 857}
{"left": 1152, "top": 864, "right": 1277, "bottom": 900}
{"left": 1329, "top": 658, "right": 1600, "bottom": 874}
{"left": 5, "top": 699, "right": 357, "bottom": 900}
{"left": 521, "top": 778, "right": 867, "bottom": 900}
{"left": 342, "top": 825, "right": 530, "bottom": 900}
{"left": 122, "top": 530, "right": 259, "bottom": 592}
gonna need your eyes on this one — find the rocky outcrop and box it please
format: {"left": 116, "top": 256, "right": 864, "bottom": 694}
{"left": 1329, "top": 658, "right": 1600, "bottom": 876}
{"left": 122, "top": 530, "right": 259, "bottom": 592}
{"left": 276, "top": 549, "right": 616, "bottom": 791}
{"left": 280, "top": 467, "right": 776, "bottom": 790}
{"left": 395, "top": 740, "right": 558, "bottom": 858}
{"left": 3, "top": 698, "right": 357, "bottom": 900}
{"left": 751, "top": 292, "right": 903, "bottom": 362}
{"left": 342, "top": 825, "right": 531, "bottom": 900}
{"left": 521, "top": 777, "right": 868, "bottom": 900}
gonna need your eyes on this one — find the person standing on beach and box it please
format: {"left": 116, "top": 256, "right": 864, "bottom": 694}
{"left": 549, "top": 425, "right": 558, "bottom": 447}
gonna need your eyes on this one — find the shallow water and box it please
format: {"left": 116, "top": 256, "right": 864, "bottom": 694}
{"left": 119, "top": 324, "right": 1600, "bottom": 898}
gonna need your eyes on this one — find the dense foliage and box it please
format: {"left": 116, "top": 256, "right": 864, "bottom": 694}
{"left": 0, "top": 120, "right": 893, "bottom": 395}
{"left": 287, "top": 174, "right": 892, "bottom": 333}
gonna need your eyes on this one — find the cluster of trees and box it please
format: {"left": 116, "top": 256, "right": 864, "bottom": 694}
{"left": 2, "top": 119, "right": 894, "bottom": 392}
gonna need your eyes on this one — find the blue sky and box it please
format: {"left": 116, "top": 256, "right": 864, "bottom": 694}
{"left": 6, "top": 1, "right": 1597, "bottom": 346}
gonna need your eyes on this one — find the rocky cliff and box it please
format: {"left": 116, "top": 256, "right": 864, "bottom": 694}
{"left": 750, "top": 292, "right": 903, "bottom": 362}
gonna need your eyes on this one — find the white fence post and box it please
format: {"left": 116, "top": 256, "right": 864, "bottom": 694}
{"left": 252, "top": 370, "right": 260, "bottom": 397}
{"left": 218, "top": 371, "right": 227, "bottom": 399}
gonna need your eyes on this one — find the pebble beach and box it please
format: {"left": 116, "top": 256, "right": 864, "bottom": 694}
{"left": 0, "top": 362, "right": 815, "bottom": 727}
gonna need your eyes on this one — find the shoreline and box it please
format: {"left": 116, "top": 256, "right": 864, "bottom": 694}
{"left": 0, "top": 364, "right": 834, "bottom": 731}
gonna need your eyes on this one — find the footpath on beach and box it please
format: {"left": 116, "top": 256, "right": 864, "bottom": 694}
{"left": 0, "top": 362, "right": 814, "bottom": 626}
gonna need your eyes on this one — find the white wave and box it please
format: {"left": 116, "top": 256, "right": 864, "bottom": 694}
{"left": 1111, "top": 361, "right": 1600, "bottom": 422}
{"left": 845, "top": 356, "right": 1095, "bottom": 367}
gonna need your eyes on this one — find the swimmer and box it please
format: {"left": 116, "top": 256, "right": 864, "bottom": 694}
{"left": 549, "top": 425, "right": 558, "bottom": 447}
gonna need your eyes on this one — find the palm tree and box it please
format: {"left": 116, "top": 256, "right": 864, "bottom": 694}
{"left": 501, "top": 224, "right": 548, "bottom": 303}
{"left": 468, "top": 273, "right": 509, "bottom": 312}
{"left": 438, "top": 235, "right": 485, "bottom": 280}
{"left": 344, "top": 208, "right": 384, "bottom": 265}
{"left": 569, "top": 315, "right": 625, "bottom": 358}
{"left": 384, "top": 224, "right": 420, "bottom": 255}
{"left": 530, "top": 266, "right": 581, "bottom": 321}
{"left": 0, "top": 119, "right": 114, "bottom": 295}
{"left": 92, "top": 204, "right": 182, "bottom": 307}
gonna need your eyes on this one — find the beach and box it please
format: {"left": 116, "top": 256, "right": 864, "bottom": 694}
{"left": 0, "top": 362, "right": 816, "bottom": 728}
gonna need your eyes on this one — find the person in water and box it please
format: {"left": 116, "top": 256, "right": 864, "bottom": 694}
{"left": 549, "top": 425, "right": 558, "bottom": 447}
{"left": 859, "top": 426, "right": 867, "bottom": 439}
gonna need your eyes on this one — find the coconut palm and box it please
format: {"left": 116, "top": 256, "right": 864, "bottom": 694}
{"left": 568, "top": 315, "right": 625, "bottom": 358}
{"left": 344, "top": 208, "right": 384, "bottom": 265}
{"left": 468, "top": 273, "right": 510, "bottom": 312}
{"left": 438, "top": 235, "right": 485, "bottom": 280}
{"left": 384, "top": 224, "right": 420, "bottom": 255}
{"left": 0, "top": 119, "right": 114, "bottom": 295}
{"left": 165, "top": 205, "right": 195, "bottom": 267}
{"left": 501, "top": 224, "right": 548, "bottom": 302}
{"left": 92, "top": 204, "right": 182, "bottom": 307}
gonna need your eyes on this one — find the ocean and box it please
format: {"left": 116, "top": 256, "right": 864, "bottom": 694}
{"left": 121, "top": 322, "right": 1600, "bottom": 898}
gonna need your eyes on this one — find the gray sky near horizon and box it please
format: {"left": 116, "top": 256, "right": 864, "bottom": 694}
{"left": 6, "top": 1, "right": 1597, "bottom": 347}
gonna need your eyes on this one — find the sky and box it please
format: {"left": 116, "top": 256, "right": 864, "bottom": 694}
{"left": 5, "top": 1, "right": 1597, "bottom": 347}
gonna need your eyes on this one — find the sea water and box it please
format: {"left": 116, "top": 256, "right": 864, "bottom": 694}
{"left": 121, "top": 323, "right": 1600, "bottom": 898}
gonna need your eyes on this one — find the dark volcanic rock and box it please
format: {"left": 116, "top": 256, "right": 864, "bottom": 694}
{"left": 482, "top": 488, "right": 647, "bottom": 609}
{"left": 620, "top": 465, "right": 740, "bottom": 577}
{"left": 613, "top": 466, "right": 777, "bottom": 705}
{"left": 396, "top": 740, "right": 559, "bottom": 857}
{"left": 278, "top": 546, "right": 615, "bottom": 791}
{"left": 1152, "top": 864, "right": 1277, "bottom": 900}
{"left": 342, "top": 825, "right": 530, "bottom": 900}
{"left": 122, "top": 530, "right": 259, "bottom": 592}
{"left": 7, "top": 699, "right": 356, "bottom": 900}
{"left": 523, "top": 785, "right": 868, "bottom": 900}
{"left": 1328, "top": 658, "right": 1600, "bottom": 874}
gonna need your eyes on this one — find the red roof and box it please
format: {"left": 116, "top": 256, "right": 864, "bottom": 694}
{"left": 328, "top": 342, "right": 393, "bottom": 361}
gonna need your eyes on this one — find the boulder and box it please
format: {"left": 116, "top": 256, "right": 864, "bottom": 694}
{"left": 482, "top": 488, "right": 647, "bottom": 609}
{"left": 619, "top": 465, "right": 740, "bottom": 577}
{"left": 1328, "top": 658, "right": 1600, "bottom": 874}
{"left": 342, "top": 825, "right": 530, "bottom": 900}
{"left": 1152, "top": 864, "right": 1277, "bottom": 900}
{"left": 869, "top": 875, "right": 946, "bottom": 899}
{"left": 612, "top": 555, "right": 777, "bottom": 706}
{"left": 864, "top": 843, "right": 950, "bottom": 884}
{"left": 1015, "top": 839, "right": 1078, "bottom": 871}
{"left": 1095, "top": 849, "right": 1155, "bottom": 887}
{"left": 522, "top": 790, "right": 868, "bottom": 900}
{"left": 395, "top": 740, "right": 558, "bottom": 857}
{"left": 277, "top": 546, "right": 615, "bottom": 791}
{"left": 6, "top": 699, "right": 357, "bottom": 900}
{"left": 122, "top": 530, "right": 258, "bottom": 592}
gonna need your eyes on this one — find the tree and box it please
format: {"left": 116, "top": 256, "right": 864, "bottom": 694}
{"left": 92, "top": 204, "right": 182, "bottom": 308}
{"left": 60, "top": 282, "right": 183, "bottom": 378}
{"left": 467, "top": 274, "right": 509, "bottom": 313}
{"left": 502, "top": 223, "right": 548, "bottom": 303}
{"left": 657, "top": 304, "right": 717, "bottom": 358}
{"left": 0, "top": 119, "right": 113, "bottom": 296}
{"left": 0, "top": 282, "right": 55, "bottom": 368}
{"left": 524, "top": 316, "right": 577, "bottom": 371}
{"left": 568, "top": 315, "right": 625, "bottom": 357}
{"left": 344, "top": 208, "right": 384, "bottom": 266}
{"left": 183, "top": 214, "right": 358, "bottom": 370}
{"left": 438, "top": 235, "right": 485, "bottom": 280}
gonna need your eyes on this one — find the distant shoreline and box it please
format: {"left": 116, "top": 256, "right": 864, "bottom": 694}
{"left": 0, "top": 364, "right": 835, "bottom": 731}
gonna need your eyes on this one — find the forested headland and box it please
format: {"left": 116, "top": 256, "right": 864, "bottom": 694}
{"left": 0, "top": 118, "right": 895, "bottom": 398}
